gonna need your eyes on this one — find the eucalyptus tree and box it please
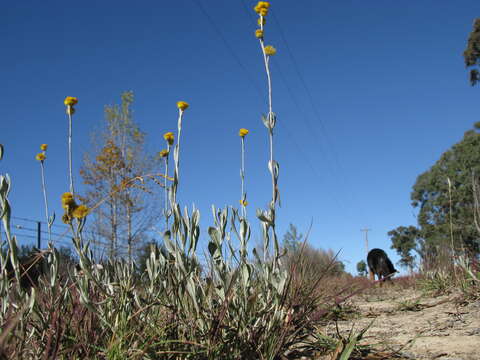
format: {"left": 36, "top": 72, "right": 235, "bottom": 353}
{"left": 388, "top": 225, "right": 419, "bottom": 271}
{"left": 389, "top": 123, "right": 480, "bottom": 267}
{"left": 464, "top": 18, "right": 480, "bottom": 85}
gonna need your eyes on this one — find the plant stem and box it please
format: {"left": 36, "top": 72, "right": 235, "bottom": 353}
{"left": 447, "top": 177, "right": 457, "bottom": 277}
{"left": 241, "top": 137, "right": 246, "bottom": 218}
{"left": 172, "top": 110, "right": 184, "bottom": 206}
{"left": 258, "top": 14, "right": 280, "bottom": 268}
{"left": 40, "top": 161, "right": 51, "bottom": 242}
{"left": 68, "top": 109, "right": 75, "bottom": 197}
{"left": 164, "top": 146, "right": 170, "bottom": 229}
{"left": 258, "top": 19, "right": 275, "bottom": 211}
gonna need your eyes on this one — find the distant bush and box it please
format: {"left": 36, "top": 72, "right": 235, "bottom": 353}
{"left": 283, "top": 243, "right": 345, "bottom": 280}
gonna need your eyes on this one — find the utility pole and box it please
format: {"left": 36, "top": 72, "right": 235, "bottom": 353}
{"left": 360, "top": 228, "right": 371, "bottom": 258}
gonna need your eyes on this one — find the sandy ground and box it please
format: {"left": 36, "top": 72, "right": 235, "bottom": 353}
{"left": 325, "top": 286, "right": 480, "bottom": 360}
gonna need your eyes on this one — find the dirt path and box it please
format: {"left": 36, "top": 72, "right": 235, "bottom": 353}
{"left": 327, "top": 287, "right": 480, "bottom": 359}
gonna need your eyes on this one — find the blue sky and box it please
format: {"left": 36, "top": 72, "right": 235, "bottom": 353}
{"left": 1, "top": 1, "right": 479, "bottom": 274}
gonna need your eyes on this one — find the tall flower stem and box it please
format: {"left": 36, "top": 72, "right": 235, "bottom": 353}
{"left": 254, "top": 3, "right": 281, "bottom": 268}
{"left": 172, "top": 102, "right": 188, "bottom": 206}
{"left": 172, "top": 111, "right": 183, "bottom": 206}
{"left": 64, "top": 97, "right": 79, "bottom": 246}
{"left": 240, "top": 136, "right": 247, "bottom": 218}
{"left": 258, "top": 17, "right": 276, "bottom": 212}
{"left": 68, "top": 109, "right": 75, "bottom": 197}
{"left": 164, "top": 145, "right": 170, "bottom": 229}
{"left": 170, "top": 101, "right": 188, "bottom": 250}
{"left": 40, "top": 161, "right": 52, "bottom": 242}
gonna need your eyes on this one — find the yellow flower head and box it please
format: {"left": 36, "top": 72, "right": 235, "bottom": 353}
{"left": 177, "top": 101, "right": 189, "bottom": 111}
{"left": 64, "top": 96, "right": 78, "bottom": 106}
{"left": 254, "top": 1, "right": 270, "bottom": 13}
{"left": 163, "top": 132, "right": 175, "bottom": 145}
{"left": 72, "top": 204, "right": 89, "bottom": 219}
{"left": 259, "top": 1, "right": 270, "bottom": 9}
{"left": 258, "top": 17, "right": 266, "bottom": 26}
{"left": 159, "top": 149, "right": 169, "bottom": 158}
{"left": 61, "top": 192, "right": 76, "bottom": 208}
{"left": 264, "top": 45, "right": 277, "bottom": 56}
{"left": 40, "top": 144, "right": 48, "bottom": 151}
{"left": 255, "top": 29, "right": 264, "bottom": 39}
{"left": 259, "top": 7, "right": 268, "bottom": 16}
{"left": 35, "top": 153, "right": 46, "bottom": 162}
{"left": 239, "top": 128, "right": 249, "bottom": 137}
{"left": 239, "top": 199, "right": 248, "bottom": 206}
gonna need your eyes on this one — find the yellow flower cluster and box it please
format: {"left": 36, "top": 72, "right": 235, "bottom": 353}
{"left": 61, "top": 192, "right": 89, "bottom": 222}
{"left": 72, "top": 204, "right": 89, "bottom": 219}
{"left": 239, "top": 128, "right": 249, "bottom": 137}
{"left": 64, "top": 97, "right": 78, "bottom": 106}
{"left": 177, "top": 101, "right": 189, "bottom": 111}
{"left": 36, "top": 143, "right": 48, "bottom": 162}
{"left": 159, "top": 149, "right": 169, "bottom": 158}
{"left": 61, "top": 192, "right": 76, "bottom": 208}
{"left": 264, "top": 45, "right": 276, "bottom": 56}
{"left": 163, "top": 132, "right": 175, "bottom": 145}
{"left": 253, "top": 2, "right": 277, "bottom": 56}
{"left": 64, "top": 96, "right": 78, "bottom": 115}
{"left": 254, "top": 1, "right": 270, "bottom": 16}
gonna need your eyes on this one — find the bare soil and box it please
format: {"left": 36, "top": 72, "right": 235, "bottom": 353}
{"left": 326, "top": 286, "right": 480, "bottom": 360}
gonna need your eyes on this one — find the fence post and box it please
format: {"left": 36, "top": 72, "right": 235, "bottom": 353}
{"left": 37, "top": 221, "right": 41, "bottom": 249}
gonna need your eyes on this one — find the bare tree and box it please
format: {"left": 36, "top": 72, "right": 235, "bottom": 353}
{"left": 80, "top": 91, "right": 162, "bottom": 262}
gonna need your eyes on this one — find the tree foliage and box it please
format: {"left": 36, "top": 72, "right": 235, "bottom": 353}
{"left": 356, "top": 260, "right": 367, "bottom": 277}
{"left": 282, "top": 223, "right": 303, "bottom": 253}
{"left": 411, "top": 126, "right": 480, "bottom": 254}
{"left": 390, "top": 124, "right": 480, "bottom": 269}
{"left": 463, "top": 18, "right": 480, "bottom": 86}
{"left": 388, "top": 225, "right": 419, "bottom": 270}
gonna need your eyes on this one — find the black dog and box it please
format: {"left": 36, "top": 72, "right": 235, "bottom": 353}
{"left": 367, "top": 248, "right": 397, "bottom": 282}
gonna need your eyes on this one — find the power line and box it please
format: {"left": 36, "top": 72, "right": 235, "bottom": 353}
{"left": 192, "top": 0, "right": 264, "bottom": 100}
{"left": 268, "top": 8, "right": 367, "bottom": 216}
{"left": 269, "top": 8, "right": 344, "bottom": 173}
{"left": 270, "top": 60, "right": 348, "bottom": 213}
